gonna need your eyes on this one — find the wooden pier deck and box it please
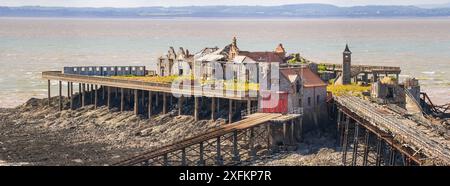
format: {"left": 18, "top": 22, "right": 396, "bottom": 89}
{"left": 113, "top": 113, "right": 284, "bottom": 166}
{"left": 42, "top": 71, "right": 257, "bottom": 101}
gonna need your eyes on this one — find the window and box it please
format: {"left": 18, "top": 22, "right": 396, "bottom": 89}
{"left": 118, "top": 67, "right": 122, "bottom": 71}
{"left": 74, "top": 68, "right": 78, "bottom": 72}
{"left": 110, "top": 67, "right": 114, "bottom": 71}
{"left": 233, "top": 71, "right": 238, "bottom": 81}
{"left": 125, "top": 67, "right": 129, "bottom": 71}
{"left": 103, "top": 67, "right": 107, "bottom": 71}
{"left": 132, "top": 67, "right": 136, "bottom": 71}
{"left": 81, "top": 67, "right": 85, "bottom": 71}
{"left": 96, "top": 67, "right": 100, "bottom": 71}
{"left": 296, "top": 81, "right": 301, "bottom": 93}
{"left": 179, "top": 69, "right": 183, "bottom": 76}
{"left": 89, "top": 67, "right": 93, "bottom": 71}
{"left": 308, "top": 97, "right": 311, "bottom": 106}
{"left": 245, "top": 69, "right": 250, "bottom": 82}
{"left": 139, "top": 67, "right": 143, "bottom": 71}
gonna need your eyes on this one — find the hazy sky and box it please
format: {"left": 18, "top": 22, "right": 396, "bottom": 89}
{"left": 1, "top": 0, "right": 449, "bottom": 7}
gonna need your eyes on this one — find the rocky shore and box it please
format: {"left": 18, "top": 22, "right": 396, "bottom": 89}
{"left": 0, "top": 97, "right": 341, "bottom": 166}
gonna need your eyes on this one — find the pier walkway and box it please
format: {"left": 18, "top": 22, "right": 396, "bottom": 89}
{"left": 334, "top": 95, "right": 450, "bottom": 165}
{"left": 113, "top": 113, "right": 288, "bottom": 166}
{"left": 320, "top": 63, "right": 401, "bottom": 82}
{"left": 42, "top": 71, "right": 259, "bottom": 123}
{"left": 42, "top": 71, "right": 256, "bottom": 101}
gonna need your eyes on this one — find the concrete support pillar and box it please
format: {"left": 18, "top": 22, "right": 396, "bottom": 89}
{"left": 162, "top": 93, "right": 167, "bottom": 114}
{"left": 178, "top": 96, "right": 184, "bottom": 116}
{"left": 134, "top": 89, "right": 138, "bottom": 116}
{"left": 141, "top": 90, "right": 146, "bottom": 108}
{"left": 82, "top": 84, "right": 86, "bottom": 107}
{"left": 47, "top": 80, "right": 51, "bottom": 106}
{"left": 217, "top": 98, "right": 220, "bottom": 115}
{"left": 148, "top": 91, "right": 152, "bottom": 118}
{"left": 107, "top": 86, "right": 111, "bottom": 110}
{"left": 79, "top": 83, "right": 82, "bottom": 105}
{"left": 120, "top": 88, "right": 125, "bottom": 112}
{"left": 90, "top": 84, "right": 94, "bottom": 104}
{"left": 127, "top": 89, "right": 131, "bottom": 103}
{"left": 194, "top": 96, "right": 199, "bottom": 121}
{"left": 211, "top": 97, "right": 215, "bottom": 120}
{"left": 155, "top": 92, "right": 159, "bottom": 107}
{"left": 290, "top": 119, "right": 295, "bottom": 144}
{"left": 94, "top": 85, "right": 98, "bottom": 109}
{"left": 116, "top": 88, "right": 120, "bottom": 100}
{"left": 67, "top": 82, "right": 70, "bottom": 98}
{"left": 247, "top": 98, "right": 252, "bottom": 115}
{"left": 228, "top": 99, "right": 233, "bottom": 124}
{"left": 298, "top": 118, "right": 303, "bottom": 142}
{"left": 102, "top": 86, "right": 105, "bottom": 101}
{"left": 283, "top": 122, "right": 288, "bottom": 146}
{"left": 70, "top": 82, "right": 73, "bottom": 110}
{"left": 58, "top": 81, "right": 62, "bottom": 111}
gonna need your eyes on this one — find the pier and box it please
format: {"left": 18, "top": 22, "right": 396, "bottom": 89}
{"left": 43, "top": 71, "right": 258, "bottom": 123}
{"left": 332, "top": 95, "right": 450, "bottom": 166}
{"left": 113, "top": 113, "right": 287, "bottom": 166}
{"left": 320, "top": 63, "right": 401, "bottom": 83}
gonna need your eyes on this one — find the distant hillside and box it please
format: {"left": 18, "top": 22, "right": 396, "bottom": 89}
{"left": 417, "top": 3, "right": 450, "bottom": 9}
{"left": 2, "top": 4, "right": 450, "bottom": 18}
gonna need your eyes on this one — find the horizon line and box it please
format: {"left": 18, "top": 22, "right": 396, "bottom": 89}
{"left": 0, "top": 3, "right": 435, "bottom": 9}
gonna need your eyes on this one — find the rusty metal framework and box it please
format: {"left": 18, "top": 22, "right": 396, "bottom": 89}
{"left": 333, "top": 94, "right": 450, "bottom": 165}
{"left": 337, "top": 110, "right": 417, "bottom": 166}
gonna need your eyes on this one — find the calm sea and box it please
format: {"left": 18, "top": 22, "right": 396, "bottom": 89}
{"left": 0, "top": 17, "right": 449, "bottom": 107}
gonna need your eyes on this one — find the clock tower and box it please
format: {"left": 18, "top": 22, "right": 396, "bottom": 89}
{"left": 342, "top": 44, "right": 352, "bottom": 85}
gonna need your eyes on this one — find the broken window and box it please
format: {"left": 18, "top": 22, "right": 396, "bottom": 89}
{"left": 245, "top": 69, "right": 250, "bottom": 83}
